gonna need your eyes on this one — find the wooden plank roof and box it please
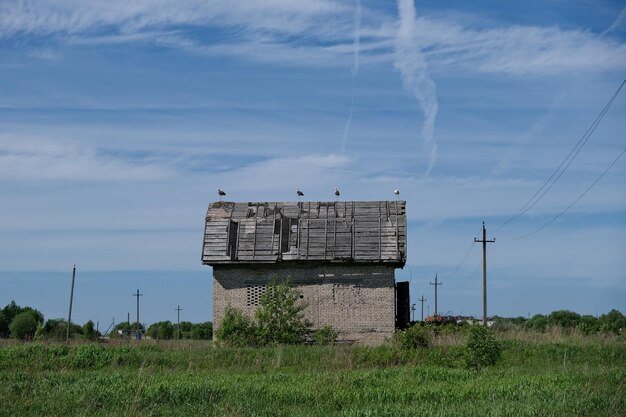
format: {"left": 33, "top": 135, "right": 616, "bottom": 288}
{"left": 202, "top": 201, "right": 406, "bottom": 266}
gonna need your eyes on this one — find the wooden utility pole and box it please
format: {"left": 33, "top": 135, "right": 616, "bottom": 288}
{"left": 429, "top": 274, "right": 442, "bottom": 316}
{"left": 474, "top": 222, "right": 495, "bottom": 326}
{"left": 66, "top": 265, "right": 76, "bottom": 342}
{"left": 175, "top": 305, "right": 183, "bottom": 340}
{"left": 418, "top": 295, "right": 427, "bottom": 321}
{"left": 133, "top": 289, "right": 143, "bottom": 328}
{"left": 410, "top": 304, "right": 416, "bottom": 322}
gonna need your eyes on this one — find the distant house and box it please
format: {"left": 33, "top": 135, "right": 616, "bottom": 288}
{"left": 202, "top": 201, "right": 408, "bottom": 344}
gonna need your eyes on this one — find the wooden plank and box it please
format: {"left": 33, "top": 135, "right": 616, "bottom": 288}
{"left": 296, "top": 218, "right": 300, "bottom": 259}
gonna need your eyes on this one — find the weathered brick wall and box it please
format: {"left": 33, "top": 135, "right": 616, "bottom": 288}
{"left": 212, "top": 264, "right": 396, "bottom": 345}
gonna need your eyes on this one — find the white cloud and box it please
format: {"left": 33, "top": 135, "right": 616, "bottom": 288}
{"left": 2, "top": 0, "right": 625, "bottom": 77}
{"left": 0, "top": 134, "right": 170, "bottom": 181}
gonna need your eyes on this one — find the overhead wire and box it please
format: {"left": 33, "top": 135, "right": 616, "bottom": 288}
{"left": 494, "top": 79, "right": 625, "bottom": 233}
{"left": 445, "top": 225, "right": 483, "bottom": 281}
{"left": 509, "top": 147, "right": 626, "bottom": 241}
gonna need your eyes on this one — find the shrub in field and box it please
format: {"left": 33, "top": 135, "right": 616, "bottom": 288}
{"left": 599, "top": 309, "right": 626, "bottom": 335}
{"left": 395, "top": 324, "right": 431, "bottom": 349}
{"left": 255, "top": 278, "right": 310, "bottom": 345}
{"left": 35, "top": 319, "right": 83, "bottom": 341}
{"left": 548, "top": 310, "right": 580, "bottom": 330}
{"left": 578, "top": 315, "right": 601, "bottom": 335}
{"left": 524, "top": 314, "right": 549, "bottom": 332}
{"left": 314, "top": 325, "right": 338, "bottom": 345}
{"left": 10, "top": 311, "right": 39, "bottom": 340}
{"left": 464, "top": 325, "right": 501, "bottom": 370}
{"left": 216, "top": 306, "right": 257, "bottom": 347}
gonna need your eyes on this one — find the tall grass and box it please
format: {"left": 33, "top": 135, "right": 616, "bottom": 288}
{"left": 0, "top": 331, "right": 624, "bottom": 416}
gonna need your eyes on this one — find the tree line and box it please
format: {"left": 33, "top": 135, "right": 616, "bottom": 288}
{"left": 492, "top": 309, "right": 626, "bottom": 334}
{"left": 0, "top": 301, "right": 212, "bottom": 341}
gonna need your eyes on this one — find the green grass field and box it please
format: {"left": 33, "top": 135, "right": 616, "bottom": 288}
{"left": 0, "top": 332, "right": 624, "bottom": 416}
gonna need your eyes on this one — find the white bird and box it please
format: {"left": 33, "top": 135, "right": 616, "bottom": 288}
{"left": 394, "top": 189, "right": 400, "bottom": 200}
{"left": 218, "top": 188, "right": 226, "bottom": 201}
{"left": 334, "top": 187, "right": 340, "bottom": 200}
{"left": 296, "top": 188, "right": 304, "bottom": 202}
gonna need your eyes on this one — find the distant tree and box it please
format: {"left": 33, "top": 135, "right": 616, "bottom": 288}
{"left": 158, "top": 321, "right": 174, "bottom": 339}
{"left": 146, "top": 321, "right": 175, "bottom": 339}
{"left": 578, "top": 315, "right": 600, "bottom": 335}
{"left": 547, "top": 310, "right": 580, "bottom": 329}
{"left": 255, "top": 278, "right": 310, "bottom": 345}
{"left": 191, "top": 322, "right": 213, "bottom": 340}
{"left": 109, "top": 321, "right": 144, "bottom": 338}
{"left": 10, "top": 311, "right": 39, "bottom": 340}
{"left": 524, "top": 314, "right": 548, "bottom": 332}
{"left": 1, "top": 301, "right": 44, "bottom": 338}
{"left": 178, "top": 321, "right": 194, "bottom": 333}
{"left": 82, "top": 320, "right": 99, "bottom": 340}
{"left": 34, "top": 319, "right": 83, "bottom": 341}
{"left": 0, "top": 310, "right": 9, "bottom": 338}
{"left": 599, "top": 309, "right": 626, "bottom": 335}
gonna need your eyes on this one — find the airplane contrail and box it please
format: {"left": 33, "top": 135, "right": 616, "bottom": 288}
{"left": 395, "top": 0, "right": 438, "bottom": 176}
{"left": 340, "top": 0, "right": 361, "bottom": 153}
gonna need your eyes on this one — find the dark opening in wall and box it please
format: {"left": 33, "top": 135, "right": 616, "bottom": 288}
{"left": 227, "top": 221, "right": 239, "bottom": 260}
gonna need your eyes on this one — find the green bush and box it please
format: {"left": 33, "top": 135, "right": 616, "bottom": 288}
{"left": 255, "top": 278, "right": 310, "bottom": 345}
{"left": 216, "top": 306, "right": 257, "bottom": 347}
{"left": 314, "top": 325, "right": 338, "bottom": 345}
{"left": 34, "top": 319, "right": 83, "bottom": 341}
{"left": 1, "top": 301, "right": 44, "bottom": 338}
{"left": 464, "top": 325, "right": 501, "bottom": 370}
{"left": 10, "top": 311, "right": 39, "bottom": 340}
{"left": 395, "top": 324, "right": 431, "bottom": 349}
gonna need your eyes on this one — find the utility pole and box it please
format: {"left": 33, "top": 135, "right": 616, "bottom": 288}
{"left": 410, "top": 304, "right": 416, "bottom": 322}
{"left": 132, "top": 289, "right": 143, "bottom": 329}
{"left": 418, "top": 295, "right": 427, "bottom": 321}
{"left": 430, "top": 273, "right": 442, "bottom": 316}
{"left": 474, "top": 222, "right": 495, "bottom": 326}
{"left": 66, "top": 265, "right": 77, "bottom": 342}
{"left": 175, "top": 305, "right": 183, "bottom": 340}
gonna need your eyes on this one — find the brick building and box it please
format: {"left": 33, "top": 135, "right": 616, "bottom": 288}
{"left": 202, "top": 200, "right": 408, "bottom": 344}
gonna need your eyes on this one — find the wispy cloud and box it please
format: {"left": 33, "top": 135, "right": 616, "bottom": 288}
{"left": 395, "top": 0, "right": 438, "bottom": 176}
{"left": 0, "top": 134, "right": 169, "bottom": 181}
{"left": 2, "top": 1, "right": 625, "bottom": 77}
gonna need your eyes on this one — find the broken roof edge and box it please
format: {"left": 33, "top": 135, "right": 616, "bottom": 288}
{"left": 206, "top": 200, "right": 407, "bottom": 218}
{"left": 202, "top": 258, "right": 406, "bottom": 268}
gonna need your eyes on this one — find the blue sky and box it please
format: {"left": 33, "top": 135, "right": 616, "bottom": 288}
{"left": 1, "top": 0, "right": 625, "bottom": 326}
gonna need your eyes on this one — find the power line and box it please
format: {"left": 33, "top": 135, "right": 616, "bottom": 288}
{"left": 509, "top": 147, "right": 626, "bottom": 241}
{"left": 494, "top": 79, "right": 625, "bottom": 233}
{"left": 445, "top": 225, "right": 484, "bottom": 280}
{"left": 444, "top": 240, "right": 475, "bottom": 279}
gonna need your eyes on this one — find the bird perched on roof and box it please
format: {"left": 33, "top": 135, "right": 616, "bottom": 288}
{"left": 394, "top": 189, "right": 400, "bottom": 200}
{"left": 296, "top": 188, "right": 304, "bottom": 202}
{"left": 334, "top": 187, "right": 340, "bottom": 200}
{"left": 218, "top": 188, "right": 226, "bottom": 201}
